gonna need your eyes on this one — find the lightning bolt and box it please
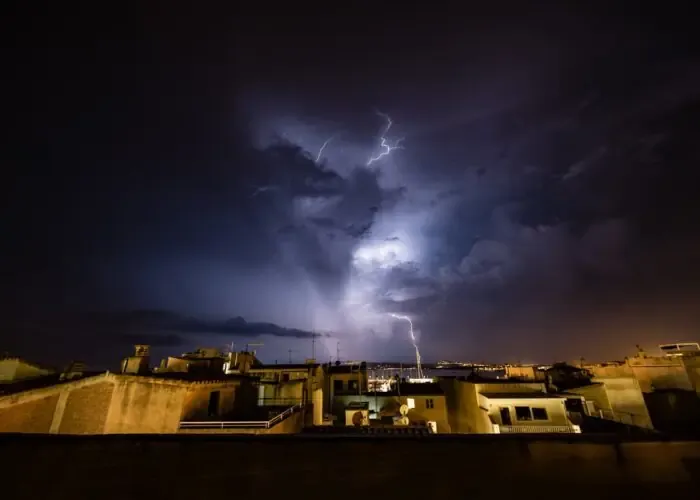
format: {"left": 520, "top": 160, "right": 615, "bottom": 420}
{"left": 249, "top": 185, "right": 278, "bottom": 198}
{"left": 367, "top": 112, "right": 404, "bottom": 166}
{"left": 315, "top": 136, "right": 334, "bottom": 163}
{"left": 389, "top": 313, "right": 424, "bottom": 378}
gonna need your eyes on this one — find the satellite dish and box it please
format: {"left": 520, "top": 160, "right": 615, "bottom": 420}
{"left": 399, "top": 404, "right": 409, "bottom": 416}
{"left": 397, "top": 416, "right": 409, "bottom": 426}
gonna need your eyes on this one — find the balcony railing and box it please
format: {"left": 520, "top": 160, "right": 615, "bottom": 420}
{"left": 179, "top": 403, "right": 303, "bottom": 430}
{"left": 494, "top": 424, "right": 581, "bottom": 434}
{"left": 257, "top": 397, "right": 305, "bottom": 407}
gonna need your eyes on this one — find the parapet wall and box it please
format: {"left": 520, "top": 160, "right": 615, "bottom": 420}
{"left": 1, "top": 435, "right": 699, "bottom": 498}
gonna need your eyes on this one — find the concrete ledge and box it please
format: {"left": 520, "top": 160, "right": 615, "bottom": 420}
{"left": 2, "top": 432, "right": 700, "bottom": 443}
{"left": 1, "top": 434, "right": 699, "bottom": 498}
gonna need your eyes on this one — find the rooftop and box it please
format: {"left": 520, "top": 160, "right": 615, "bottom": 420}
{"left": 0, "top": 356, "right": 56, "bottom": 372}
{"left": 327, "top": 363, "right": 366, "bottom": 374}
{"left": 0, "top": 372, "right": 103, "bottom": 396}
{"left": 467, "top": 377, "right": 546, "bottom": 385}
{"left": 250, "top": 363, "right": 319, "bottom": 370}
{"left": 480, "top": 392, "right": 565, "bottom": 400}
{"left": 148, "top": 372, "right": 251, "bottom": 382}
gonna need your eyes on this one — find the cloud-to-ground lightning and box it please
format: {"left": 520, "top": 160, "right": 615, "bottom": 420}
{"left": 316, "top": 136, "right": 334, "bottom": 163}
{"left": 389, "top": 313, "right": 424, "bottom": 378}
{"left": 367, "top": 112, "right": 404, "bottom": 166}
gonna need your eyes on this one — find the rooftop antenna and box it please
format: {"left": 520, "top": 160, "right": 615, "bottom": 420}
{"left": 223, "top": 342, "right": 235, "bottom": 355}
{"left": 288, "top": 349, "right": 297, "bottom": 364}
{"left": 311, "top": 333, "right": 316, "bottom": 360}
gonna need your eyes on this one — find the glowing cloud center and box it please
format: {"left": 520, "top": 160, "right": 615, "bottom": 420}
{"left": 352, "top": 239, "right": 411, "bottom": 270}
{"left": 389, "top": 313, "right": 424, "bottom": 378}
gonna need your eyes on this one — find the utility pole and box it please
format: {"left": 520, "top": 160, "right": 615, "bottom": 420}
{"left": 288, "top": 349, "right": 296, "bottom": 364}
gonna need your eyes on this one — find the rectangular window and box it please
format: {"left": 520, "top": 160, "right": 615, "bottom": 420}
{"left": 208, "top": 391, "right": 220, "bottom": 417}
{"left": 348, "top": 380, "right": 358, "bottom": 391}
{"left": 500, "top": 407, "right": 512, "bottom": 425}
{"left": 426, "top": 399, "right": 434, "bottom": 409}
{"left": 282, "top": 373, "right": 290, "bottom": 382}
{"left": 334, "top": 380, "right": 343, "bottom": 392}
{"left": 515, "top": 406, "right": 532, "bottom": 421}
{"left": 532, "top": 408, "right": 548, "bottom": 420}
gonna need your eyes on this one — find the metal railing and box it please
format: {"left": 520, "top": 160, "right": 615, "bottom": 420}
{"left": 495, "top": 424, "right": 580, "bottom": 434}
{"left": 257, "top": 397, "right": 304, "bottom": 407}
{"left": 179, "top": 403, "right": 303, "bottom": 430}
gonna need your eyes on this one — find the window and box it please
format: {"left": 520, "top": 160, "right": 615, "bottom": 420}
{"left": 515, "top": 406, "right": 532, "bottom": 421}
{"left": 499, "top": 407, "right": 512, "bottom": 425}
{"left": 348, "top": 380, "right": 358, "bottom": 391}
{"left": 334, "top": 380, "right": 343, "bottom": 392}
{"left": 532, "top": 408, "right": 548, "bottom": 420}
{"left": 208, "top": 391, "right": 220, "bottom": 417}
{"left": 282, "top": 373, "right": 290, "bottom": 382}
{"left": 425, "top": 399, "right": 434, "bottom": 409}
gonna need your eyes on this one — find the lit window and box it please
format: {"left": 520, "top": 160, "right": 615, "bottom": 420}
{"left": 532, "top": 408, "right": 548, "bottom": 420}
{"left": 407, "top": 398, "right": 415, "bottom": 409}
{"left": 515, "top": 406, "right": 532, "bottom": 421}
{"left": 426, "top": 399, "right": 434, "bottom": 409}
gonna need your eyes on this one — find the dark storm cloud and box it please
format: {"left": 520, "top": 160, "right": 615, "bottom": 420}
{"left": 6, "top": 4, "right": 700, "bottom": 365}
{"left": 365, "top": 64, "right": 700, "bottom": 362}
{"left": 3, "top": 311, "right": 323, "bottom": 352}
{"left": 178, "top": 316, "right": 326, "bottom": 339}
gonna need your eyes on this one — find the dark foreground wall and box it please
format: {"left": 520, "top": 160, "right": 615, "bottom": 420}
{"left": 2, "top": 434, "right": 700, "bottom": 499}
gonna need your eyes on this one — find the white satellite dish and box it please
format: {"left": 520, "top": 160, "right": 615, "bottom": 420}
{"left": 399, "top": 404, "right": 409, "bottom": 416}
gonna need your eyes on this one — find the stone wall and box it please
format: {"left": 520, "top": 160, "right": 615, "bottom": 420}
{"left": 0, "top": 374, "right": 252, "bottom": 435}
{"left": 1, "top": 435, "right": 699, "bottom": 498}
{"left": 59, "top": 382, "right": 113, "bottom": 434}
{"left": 0, "top": 393, "right": 58, "bottom": 432}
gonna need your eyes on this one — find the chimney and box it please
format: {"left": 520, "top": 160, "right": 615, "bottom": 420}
{"left": 121, "top": 345, "right": 151, "bottom": 374}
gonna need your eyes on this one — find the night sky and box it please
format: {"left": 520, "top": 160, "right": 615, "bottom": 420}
{"left": 4, "top": 5, "right": 700, "bottom": 368}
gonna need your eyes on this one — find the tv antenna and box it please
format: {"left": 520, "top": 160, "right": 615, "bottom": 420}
{"left": 287, "top": 349, "right": 297, "bottom": 364}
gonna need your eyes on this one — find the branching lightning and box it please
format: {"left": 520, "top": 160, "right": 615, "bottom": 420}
{"left": 389, "top": 313, "right": 424, "bottom": 378}
{"left": 316, "top": 136, "right": 334, "bottom": 163}
{"left": 367, "top": 112, "right": 404, "bottom": 166}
